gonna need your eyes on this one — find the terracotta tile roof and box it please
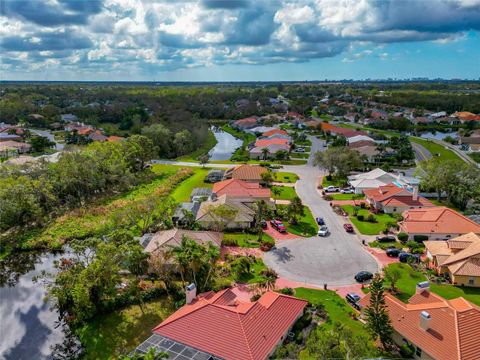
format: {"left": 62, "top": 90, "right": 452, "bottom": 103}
{"left": 424, "top": 240, "right": 452, "bottom": 257}
{"left": 213, "top": 179, "right": 271, "bottom": 199}
{"left": 400, "top": 207, "right": 480, "bottom": 235}
{"left": 107, "top": 135, "right": 125, "bottom": 142}
{"left": 196, "top": 195, "right": 257, "bottom": 224}
{"left": 349, "top": 139, "right": 376, "bottom": 148}
{"left": 153, "top": 289, "right": 307, "bottom": 360}
{"left": 262, "top": 129, "right": 288, "bottom": 137}
{"left": 254, "top": 138, "right": 290, "bottom": 147}
{"left": 144, "top": 229, "right": 222, "bottom": 254}
{"left": 224, "top": 164, "right": 267, "bottom": 181}
{"left": 364, "top": 183, "right": 434, "bottom": 208}
{"left": 359, "top": 291, "right": 480, "bottom": 360}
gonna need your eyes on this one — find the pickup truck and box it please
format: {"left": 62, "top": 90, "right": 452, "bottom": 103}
{"left": 324, "top": 185, "right": 340, "bottom": 193}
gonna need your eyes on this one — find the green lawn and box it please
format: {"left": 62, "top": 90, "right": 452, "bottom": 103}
{"left": 330, "top": 193, "right": 365, "bottom": 201}
{"left": 171, "top": 167, "right": 212, "bottom": 202}
{"left": 272, "top": 172, "right": 299, "bottom": 183}
{"left": 278, "top": 205, "right": 318, "bottom": 237}
{"left": 384, "top": 263, "right": 480, "bottom": 306}
{"left": 341, "top": 205, "right": 397, "bottom": 235}
{"left": 223, "top": 232, "right": 274, "bottom": 248}
{"left": 409, "top": 137, "right": 462, "bottom": 162}
{"left": 234, "top": 257, "right": 269, "bottom": 284}
{"left": 322, "top": 176, "right": 348, "bottom": 188}
{"left": 290, "top": 152, "right": 310, "bottom": 159}
{"left": 294, "top": 288, "right": 367, "bottom": 335}
{"left": 77, "top": 297, "right": 175, "bottom": 359}
{"left": 272, "top": 185, "right": 297, "bottom": 200}
{"left": 369, "top": 240, "right": 403, "bottom": 250}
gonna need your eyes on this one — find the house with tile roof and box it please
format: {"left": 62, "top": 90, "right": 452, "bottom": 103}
{"left": 364, "top": 183, "right": 434, "bottom": 214}
{"left": 231, "top": 117, "right": 258, "bottom": 130}
{"left": 359, "top": 288, "right": 480, "bottom": 360}
{"left": 262, "top": 129, "right": 288, "bottom": 137}
{"left": 254, "top": 138, "right": 290, "bottom": 148}
{"left": 348, "top": 168, "right": 420, "bottom": 194}
{"left": 224, "top": 164, "right": 268, "bottom": 183}
{"left": 399, "top": 207, "right": 480, "bottom": 241}
{"left": 425, "top": 233, "right": 480, "bottom": 287}
{"left": 212, "top": 179, "right": 271, "bottom": 200}
{"left": 139, "top": 288, "right": 308, "bottom": 360}
{"left": 249, "top": 143, "right": 290, "bottom": 159}
{"left": 141, "top": 228, "right": 222, "bottom": 255}
{"left": 196, "top": 194, "right": 264, "bottom": 230}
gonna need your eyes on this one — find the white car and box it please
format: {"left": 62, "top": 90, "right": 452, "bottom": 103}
{"left": 324, "top": 185, "right": 340, "bottom": 193}
{"left": 340, "top": 188, "right": 354, "bottom": 194}
{"left": 318, "top": 226, "right": 329, "bottom": 236}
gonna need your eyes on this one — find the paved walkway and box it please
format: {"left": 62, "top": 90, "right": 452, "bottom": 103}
{"left": 331, "top": 199, "right": 367, "bottom": 206}
{"left": 272, "top": 199, "right": 291, "bottom": 205}
{"left": 272, "top": 182, "right": 296, "bottom": 187}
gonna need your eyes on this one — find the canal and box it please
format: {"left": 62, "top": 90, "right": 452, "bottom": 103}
{"left": 208, "top": 127, "right": 242, "bottom": 161}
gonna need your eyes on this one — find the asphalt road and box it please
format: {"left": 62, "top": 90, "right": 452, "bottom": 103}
{"left": 411, "top": 141, "right": 432, "bottom": 162}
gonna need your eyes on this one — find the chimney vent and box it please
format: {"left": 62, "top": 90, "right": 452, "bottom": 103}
{"left": 186, "top": 283, "right": 197, "bottom": 304}
{"left": 420, "top": 311, "right": 431, "bottom": 331}
{"left": 416, "top": 281, "right": 430, "bottom": 294}
{"left": 412, "top": 186, "right": 419, "bottom": 201}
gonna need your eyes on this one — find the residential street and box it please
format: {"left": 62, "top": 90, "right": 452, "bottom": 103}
{"left": 411, "top": 141, "right": 432, "bottom": 162}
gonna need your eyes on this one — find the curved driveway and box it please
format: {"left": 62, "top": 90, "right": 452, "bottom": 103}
{"left": 264, "top": 136, "right": 379, "bottom": 286}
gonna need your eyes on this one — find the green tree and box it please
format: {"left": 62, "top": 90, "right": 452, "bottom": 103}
{"left": 365, "top": 273, "right": 394, "bottom": 350}
{"left": 198, "top": 154, "right": 210, "bottom": 167}
{"left": 383, "top": 266, "right": 401, "bottom": 293}
{"left": 260, "top": 171, "right": 273, "bottom": 186}
{"left": 313, "top": 147, "right": 363, "bottom": 178}
{"left": 261, "top": 147, "right": 270, "bottom": 160}
{"left": 173, "top": 130, "right": 193, "bottom": 156}
{"left": 29, "top": 136, "right": 55, "bottom": 152}
{"left": 286, "top": 196, "right": 304, "bottom": 225}
{"left": 271, "top": 186, "right": 281, "bottom": 205}
{"left": 141, "top": 124, "right": 172, "bottom": 157}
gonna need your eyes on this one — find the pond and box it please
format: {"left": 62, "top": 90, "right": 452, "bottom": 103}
{"left": 208, "top": 127, "right": 242, "bottom": 160}
{"left": 0, "top": 251, "right": 68, "bottom": 359}
{"left": 419, "top": 131, "right": 457, "bottom": 141}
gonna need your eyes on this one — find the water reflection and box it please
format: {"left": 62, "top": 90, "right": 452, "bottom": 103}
{"left": 0, "top": 252, "right": 68, "bottom": 359}
{"left": 419, "top": 131, "right": 457, "bottom": 141}
{"left": 208, "top": 127, "right": 243, "bottom": 160}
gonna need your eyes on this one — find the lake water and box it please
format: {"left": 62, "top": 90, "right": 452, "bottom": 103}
{"left": 0, "top": 252, "right": 66, "bottom": 360}
{"left": 419, "top": 131, "right": 457, "bottom": 141}
{"left": 208, "top": 128, "right": 243, "bottom": 160}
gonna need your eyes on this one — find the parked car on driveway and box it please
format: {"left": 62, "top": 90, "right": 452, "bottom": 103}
{"left": 295, "top": 147, "right": 305, "bottom": 153}
{"left": 316, "top": 217, "right": 325, "bottom": 225}
{"left": 354, "top": 271, "right": 373, "bottom": 283}
{"left": 386, "top": 248, "right": 402, "bottom": 257}
{"left": 340, "top": 188, "right": 354, "bottom": 194}
{"left": 376, "top": 235, "right": 396, "bottom": 242}
{"left": 343, "top": 223, "right": 354, "bottom": 232}
{"left": 399, "top": 252, "right": 421, "bottom": 263}
{"left": 345, "top": 293, "right": 362, "bottom": 310}
{"left": 317, "top": 226, "right": 329, "bottom": 237}
{"left": 324, "top": 185, "right": 340, "bottom": 192}
{"left": 270, "top": 219, "right": 287, "bottom": 233}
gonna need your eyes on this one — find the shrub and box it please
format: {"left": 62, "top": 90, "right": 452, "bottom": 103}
{"left": 366, "top": 214, "right": 377, "bottom": 223}
{"left": 399, "top": 344, "right": 415, "bottom": 358}
{"left": 279, "top": 287, "right": 295, "bottom": 295}
{"left": 386, "top": 221, "right": 399, "bottom": 230}
{"left": 360, "top": 202, "right": 366, "bottom": 209}
{"left": 326, "top": 175, "right": 332, "bottom": 181}
{"left": 260, "top": 240, "right": 274, "bottom": 252}
{"left": 383, "top": 227, "right": 389, "bottom": 235}
{"left": 356, "top": 214, "right": 364, "bottom": 221}
{"left": 397, "top": 232, "right": 408, "bottom": 243}
{"left": 250, "top": 294, "right": 261, "bottom": 302}
{"left": 323, "top": 195, "right": 333, "bottom": 201}
{"left": 414, "top": 235, "right": 429, "bottom": 242}
{"left": 222, "top": 237, "right": 239, "bottom": 246}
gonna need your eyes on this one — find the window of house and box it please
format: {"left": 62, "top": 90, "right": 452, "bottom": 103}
{"left": 416, "top": 347, "right": 422, "bottom": 357}
{"left": 469, "top": 277, "right": 475, "bottom": 285}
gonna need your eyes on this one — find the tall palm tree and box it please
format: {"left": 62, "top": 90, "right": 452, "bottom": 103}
{"left": 261, "top": 147, "right": 270, "bottom": 160}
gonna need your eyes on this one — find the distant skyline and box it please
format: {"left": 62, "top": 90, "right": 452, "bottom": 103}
{"left": 1, "top": 0, "right": 480, "bottom": 81}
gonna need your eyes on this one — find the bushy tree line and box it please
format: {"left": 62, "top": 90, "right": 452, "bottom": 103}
{"left": 0, "top": 135, "right": 156, "bottom": 232}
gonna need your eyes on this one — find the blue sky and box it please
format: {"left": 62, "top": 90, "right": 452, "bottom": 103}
{"left": 1, "top": 0, "right": 480, "bottom": 81}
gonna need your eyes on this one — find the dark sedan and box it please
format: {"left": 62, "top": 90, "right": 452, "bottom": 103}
{"left": 354, "top": 271, "right": 373, "bottom": 283}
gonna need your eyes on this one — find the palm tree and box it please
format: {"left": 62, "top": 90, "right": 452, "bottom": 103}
{"left": 271, "top": 187, "right": 281, "bottom": 205}
{"left": 202, "top": 243, "right": 220, "bottom": 290}
{"left": 261, "top": 147, "right": 270, "bottom": 160}
{"left": 287, "top": 196, "right": 304, "bottom": 225}
{"left": 258, "top": 268, "right": 278, "bottom": 292}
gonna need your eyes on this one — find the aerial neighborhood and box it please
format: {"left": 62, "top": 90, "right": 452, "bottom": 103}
{"left": 1, "top": 81, "right": 480, "bottom": 360}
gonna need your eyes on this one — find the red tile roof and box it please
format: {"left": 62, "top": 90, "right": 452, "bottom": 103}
{"left": 212, "top": 179, "right": 271, "bottom": 198}
{"left": 262, "top": 129, "right": 288, "bottom": 137}
{"left": 153, "top": 289, "right": 307, "bottom": 360}
{"left": 364, "top": 183, "right": 434, "bottom": 208}
{"left": 107, "top": 135, "right": 125, "bottom": 142}
{"left": 319, "top": 122, "right": 367, "bottom": 138}
{"left": 254, "top": 138, "right": 289, "bottom": 147}
{"left": 224, "top": 164, "right": 267, "bottom": 181}
{"left": 359, "top": 291, "right": 480, "bottom": 360}
{"left": 400, "top": 207, "right": 480, "bottom": 235}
